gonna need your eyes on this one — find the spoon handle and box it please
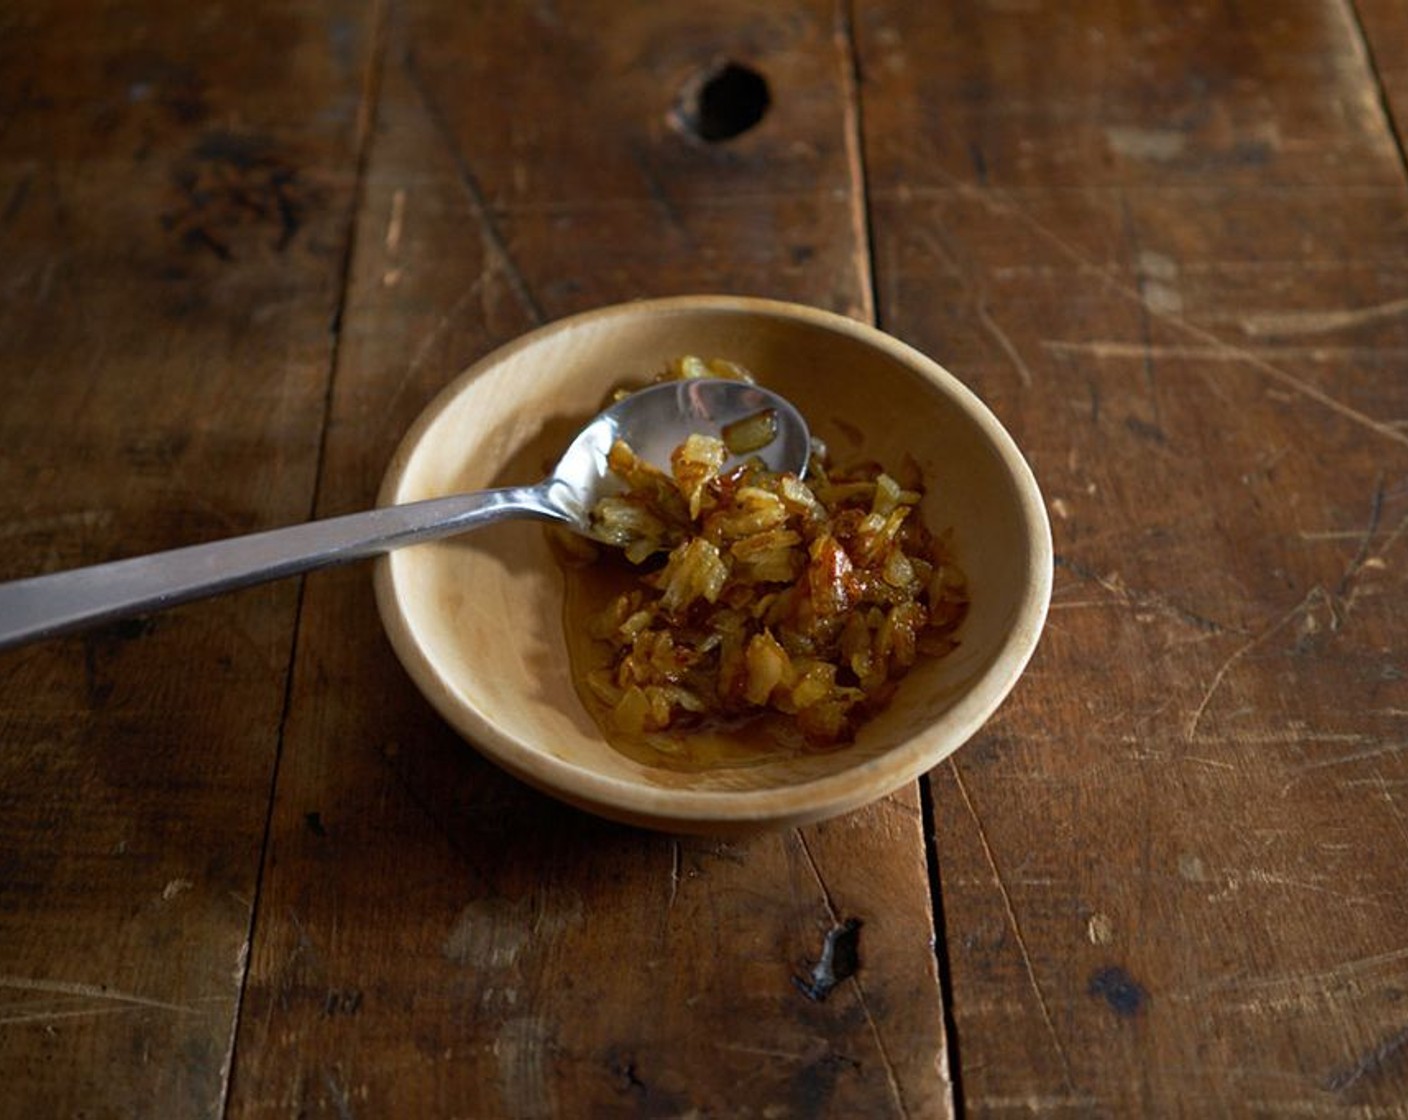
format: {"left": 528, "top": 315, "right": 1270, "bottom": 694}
{"left": 0, "top": 486, "right": 567, "bottom": 651}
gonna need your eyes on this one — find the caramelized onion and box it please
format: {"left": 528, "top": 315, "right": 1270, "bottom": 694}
{"left": 572, "top": 361, "right": 969, "bottom": 754}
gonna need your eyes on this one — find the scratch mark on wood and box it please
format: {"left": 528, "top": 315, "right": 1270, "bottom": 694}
{"left": 1044, "top": 339, "right": 1408, "bottom": 363}
{"left": 1055, "top": 553, "right": 1229, "bottom": 634}
{"left": 161, "top": 877, "right": 194, "bottom": 901}
{"left": 1240, "top": 296, "right": 1408, "bottom": 338}
{"left": 972, "top": 1095, "right": 1102, "bottom": 1112}
{"left": 1205, "top": 866, "right": 1408, "bottom": 916}
{"left": 949, "top": 761, "right": 1075, "bottom": 1089}
{"left": 1185, "top": 588, "right": 1323, "bottom": 741}
{"left": 323, "top": 1068, "right": 356, "bottom": 1120}
{"left": 628, "top": 143, "right": 689, "bottom": 237}
{"left": 1296, "top": 740, "right": 1408, "bottom": 772}
{"left": 714, "top": 1041, "right": 821, "bottom": 1062}
{"left": 667, "top": 838, "right": 681, "bottom": 911}
{"left": 402, "top": 50, "right": 545, "bottom": 324}
{"left": 1327, "top": 1024, "right": 1408, "bottom": 1093}
{"left": 977, "top": 294, "right": 1035, "bottom": 386}
{"left": 368, "top": 281, "right": 487, "bottom": 428}
{"left": 274, "top": 907, "right": 326, "bottom": 1013}
{"left": 1300, "top": 529, "right": 1381, "bottom": 542}
{"left": 794, "top": 829, "right": 841, "bottom": 920}
{"left": 1192, "top": 728, "right": 1367, "bottom": 748}
{"left": 1240, "top": 1102, "right": 1408, "bottom": 1116}
{"left": 930, "top": 173, "right": 1408, "bottom": 448}
{"left": 857, "top": 1000, "right": 910, "bottom": 1117}
{"left": 405, "top": 283, "right": 482, "bottom": 378}
{"left": 1183, "top": 754, "right": 1237, "bottom": 771}
{"left": 0, "top": 994, "right": 233, "bottom": 1027}
{"left": 0, "top": 975, "right": 197, "bottom": 1015}
{"left": 1380, "top": 505, "right": 1408, "bottom": 548}
{"left": 1175, "top": 944, "right": 1408, "bottom": 1007}
{"left": 1048, "top": 598, "right": 1125, "bottom": 613}
{"left": 1335, "top": 473, "right": 1386, "bottom": 619}
{"left": 0, "top": 1004, "right": 151, "bottom": 1027}
{"left": 1368, "top": 764, "right": 1408, "bottom": 854}
{"left": 875, "top": 791, "right": 923, "bottom": 820}
{"left": 915, "top": 224, "right": 1033, "bottom": 387}
{"left": 384, "top": 186, "right": 405, "bottom": 254}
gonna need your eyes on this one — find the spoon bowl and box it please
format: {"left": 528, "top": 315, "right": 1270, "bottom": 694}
{"left": 546, "top": 377, "right": 811, "bottom": 527}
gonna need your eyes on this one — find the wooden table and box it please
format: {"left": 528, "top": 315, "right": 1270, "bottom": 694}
{"left": 3, "top": 2, "right": 1407, "bottom": 1115}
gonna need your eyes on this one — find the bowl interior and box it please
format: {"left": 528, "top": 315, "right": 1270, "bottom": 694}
{"left": 376, "top": 298, "right": 1050, "bottom": 829}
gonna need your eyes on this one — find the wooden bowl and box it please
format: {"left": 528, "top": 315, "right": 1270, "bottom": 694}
{"left": 375, "top": 296, "right": 1052, "bottom": 833}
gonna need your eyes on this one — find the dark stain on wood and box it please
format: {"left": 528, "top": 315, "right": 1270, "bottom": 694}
{"left": 1123, "top": 415, "right": 1167, "bottom": 445}
{"left": 82, "top": 617, "right": 157, "bottom": 708}
{"left": 1088, "top": 966, "right": 1148, "bottom": 1019}
{"left": 790, "top": 1051, "right": 862, "bottom": 1116}
{"left": 2, "top": 171, "right": 33, "bottom": 226}
{"left": 162, "top": 130, "right": 315, "bottom": 259}
{"left": 606, "top": 1049, "right": 648, "bottom": 1096}
{"left": 321, "top": 987, "right": 363, "bottom": 1017}
{"left": 604, "top": 1047, "right": 689, "bottom": 1114}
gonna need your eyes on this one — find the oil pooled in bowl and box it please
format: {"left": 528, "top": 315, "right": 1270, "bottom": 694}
{"left": 559, "top": 552, "right": 810, "bottom": 772}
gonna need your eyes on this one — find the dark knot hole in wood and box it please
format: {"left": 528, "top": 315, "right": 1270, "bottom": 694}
{"left": 674, "top": 61, "right": 771, "bottom": 142}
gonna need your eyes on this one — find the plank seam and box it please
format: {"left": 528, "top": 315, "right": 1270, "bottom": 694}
{"left": 919, "top": 775, "right": 966, "bottom": 1118}
{"left": 218, "top": 0, "right": 392, "bottom": 1113}
{"left": 835, "top": 0, "right": 879, "bottom": 325}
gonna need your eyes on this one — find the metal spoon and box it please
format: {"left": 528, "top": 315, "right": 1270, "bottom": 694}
{"left": 0, "top": 378, "right": 810, "bottom": 651}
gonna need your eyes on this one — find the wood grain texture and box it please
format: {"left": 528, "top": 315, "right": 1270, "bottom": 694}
{"left": 855, "top": 0, "right": 1408, "bottom": 1112}
{"left": 0, "top": 1, "right": 371, "bottom": 1115}
{"left": 225, "top": 2, "right": 951, "bottom": 1116}
{"left": 7, "top": 1, "right": 1407, "bottom": 1115}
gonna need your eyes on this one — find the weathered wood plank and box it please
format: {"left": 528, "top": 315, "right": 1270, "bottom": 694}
{"left": 227, "top": 2, "right": 950, "bottom": 1116}
{"left": 857, "top": 0, "right": 1408, "bottom": 1112}
{"left": 0, "top": 1, "right": 371, "bottom": 1114}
